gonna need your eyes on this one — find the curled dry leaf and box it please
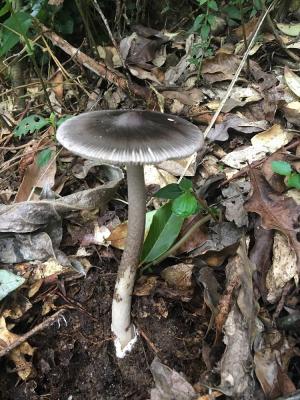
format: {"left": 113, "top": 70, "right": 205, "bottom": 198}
{"left": 284, "top": 66, "right": 300, "bottom": 98}
{"left": 245, "top": 169, "right": 300, "bottom": 270}
{"left": 282, "top": 101, "right": 300, "bottom": 126}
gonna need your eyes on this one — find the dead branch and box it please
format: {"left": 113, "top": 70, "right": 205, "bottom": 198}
{"left": 0, "top": 309, "right": 65, "bottom": 358}
{"left": 39, "top": 24, "right": 153, "bottom": 102}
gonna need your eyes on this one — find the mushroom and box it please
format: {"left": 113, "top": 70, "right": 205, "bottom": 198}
{"left": 56, "top": 110, "right": 203, "bottom": 357}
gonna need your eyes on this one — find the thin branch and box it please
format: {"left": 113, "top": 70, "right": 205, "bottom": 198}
{"left": 0, "top": 310, "right": 65, "bottom": 358}
{"left": 91, "top": 0, "right": 126, "bottom": 69}
{"left": 39, "top": 23, "right": 153, "bottom": 102}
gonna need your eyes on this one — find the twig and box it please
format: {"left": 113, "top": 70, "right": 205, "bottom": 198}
{"left": 91, "top": 0, "right": 126, "bottom": 70}
{"left": 0, "top": 309, "right": 65, "bottom": 358}
{"left": 39, "top": 23, "right": 152, "bottom": 102}
{"left": 178, "top": 0, "right": 278, "bottom": 182}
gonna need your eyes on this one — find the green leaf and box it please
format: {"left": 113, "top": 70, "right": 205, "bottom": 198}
{"left": 200, "top": 23, "right": 210, "bottom": 41}
{"left": 172, "top": 192, "right": 200, "bottom": 217}
{"left": 0, "top": 269, "right": 25, "bottom": 301}
{"left": 14, "top": 115, "right": 49, "bottom": 138}
{"left": 207, "top": 14, "right": 216, "bottom": 26}
{"left": 198, "top": 0, "right": 208, "bottom": 5}
{"left": 37, "top": 148, "right": 53, "bottom": 167}
{"left": 142, "top": 202, "right": 184, "bottom": 263}
{"left": 189, "top": 14, "right": 205, "bottom": 33}
{"left": 0, "top": 2, "right": 10, "bottom": 17}
{"left": 271, "top": 161, "right": 292, "bottom": 176}
{"left": 287, "top": 173, "right": 300, "bottom": 189}
{"left": 57, "top": 115, "right": 72, "bottom": 128}
{"left": 154, "top": 183, "right": 183, "bottom": 200}
{"left": 208, "top": 0, "right": 218, "bottom": 11}
{"left": 223, "top": 5, "right": 241, "bottom": 20}
{"left": 179, "top": 178, "right": 193, "bottom": 192}
{"left": 0, "top": 11, "right": 32, "bottom": 56}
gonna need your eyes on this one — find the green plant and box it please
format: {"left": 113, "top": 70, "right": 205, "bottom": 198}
{"left": 271, "top": 160, "right": 300, "bottom": 190}
{"left": 14, "top": 113, "right": 70, "bottom": 137}
{"left": 141, "top": 178, "right": 203, "bottom": 263}
{"left": 188, "top": 0, "right": 272, "bottom": 68}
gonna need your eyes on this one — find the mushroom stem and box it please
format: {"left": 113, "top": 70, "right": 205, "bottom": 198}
{"left": 111, "top": 164, "right": 146, "bottom": 357}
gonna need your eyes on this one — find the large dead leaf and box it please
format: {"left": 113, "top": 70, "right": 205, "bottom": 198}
{"left": 201, "top": 53, "right": 241, "bottom": 83}
{"left": 245, "top": 169, "right": 300, "bottom": 269}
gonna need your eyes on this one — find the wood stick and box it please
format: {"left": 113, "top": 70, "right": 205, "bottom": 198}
{"left": 0, "top": 309, "right": 65, "bottom": 357}
{"left": 39, "top": 24, "right": 152, "bottom": 102}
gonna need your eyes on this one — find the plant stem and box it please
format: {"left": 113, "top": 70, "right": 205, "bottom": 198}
{"left": 111, "top": 164, "right": 146, "bottom": 357}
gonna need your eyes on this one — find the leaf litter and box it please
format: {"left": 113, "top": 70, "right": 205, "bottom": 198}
{"left": 1, "top": 2, "right": 300, "bottom": 399}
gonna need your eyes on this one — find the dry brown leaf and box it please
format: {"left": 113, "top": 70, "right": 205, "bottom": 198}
{"left": 15, "top": 145, "right": 57, "bottom": 202}
{"left": 50, "top": 70, "right": 64, "bottom": 100}
{"left": 0, "top": 316, "right": 34, "bottom": 380}
{"left": 282, "top": 101, "right": 300, "bottom": 126}
{"left": 284, "top": 66, "right": 300, "bottom": 98}
{"left": 160, "top": 263, "right": 193, "bottom": 290}
{"left": 201, "top": 54, "right": 241, "bottom": 83}
{"left": 245, "top": 169, "right": 300, "bottom": 269}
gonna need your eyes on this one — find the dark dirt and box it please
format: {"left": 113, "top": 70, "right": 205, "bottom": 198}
{"left": 0, "top": 261, "right": 208, "bottom": 400}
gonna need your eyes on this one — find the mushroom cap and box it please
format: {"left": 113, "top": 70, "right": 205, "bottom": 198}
{"left": 56, "top": 110, "right": 204, "bottom": 165}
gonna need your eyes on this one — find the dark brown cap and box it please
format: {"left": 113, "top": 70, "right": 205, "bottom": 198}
{"left": 57, "top": 110, "right": 203, "bottom": 165}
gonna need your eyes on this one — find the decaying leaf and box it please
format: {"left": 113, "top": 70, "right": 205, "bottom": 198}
{"left": 0, "top": 165, "right": 123, "bottom": 263}
{"left": 201, "top": 53, "right": 241, "bottom": 83}
{"left": 254, "top": 331, "right": 296, "bottom": 399}
{"left": 0, "top": 316, "right": 34, "bottom": 380}
{"left": 207, "top": 115, "right": 267, "bottom": 142}
{"left": 221, "top": 180, "right": 250, "bottom": 227}
{"left": 160, "top": 263, "right": 193, "bottom": 290}
{"left": 251, "top": 124, "right": 294, "bottom": 153}
{"left": 282, "top": 101, "right": 300, "bottom": 126}
{"left": 266, "top": 232, "right": 298, "bottom": 303}
{"left": 221, "top": 146, "right": 266, "bottom": 169}
{"left": 150, "top": 357, "right": 196, "bottom": 400}
{"left": 245, "top": 169, "right": 300, "bottom": 270}
{"left": 285, "top": 67, "right": 300, "bottom": 98}
{"left": 219, "top": 304, "right": 254, "bottom": 398}
{"left": 15, "top": 146, "right": 57, "bottom": 202}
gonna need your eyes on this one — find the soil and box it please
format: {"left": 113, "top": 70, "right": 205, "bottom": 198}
{"left": 0, "top": 261, "right": 208, "bottom": 400}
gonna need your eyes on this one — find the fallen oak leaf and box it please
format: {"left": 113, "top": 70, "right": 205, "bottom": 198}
{"left": 245, "top": 169, "right": 300, "bottom": 269}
